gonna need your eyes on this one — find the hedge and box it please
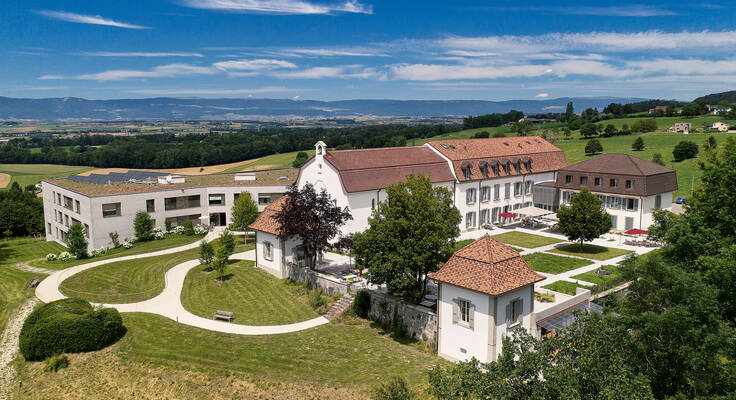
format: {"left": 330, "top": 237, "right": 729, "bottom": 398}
{"left": 19, "top": 298, "right": 126, "bottom": 361}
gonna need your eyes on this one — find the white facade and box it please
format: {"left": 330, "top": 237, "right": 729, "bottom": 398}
{"left": 712, "top": 121, "right": 729, "bottom": 132}
{"left": 437, "top": 282, "right": 535, "bottom": 363}
{"left": 253, "top": 231, "right": 302, "bottom": 279}
{"left": 42, "top": 180, "right": 291, "bottom": 250}
{"left": 559, "top": 188, "right": 672, "bottom": 231}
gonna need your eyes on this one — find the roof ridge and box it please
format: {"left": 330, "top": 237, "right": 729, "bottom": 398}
{"left": 326, "top": 145, "right": 426, "bottom": 153}
{"left": 627, "top": 153, "right": 645, "bottom": 175}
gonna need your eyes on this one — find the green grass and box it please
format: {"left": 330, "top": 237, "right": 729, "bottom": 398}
{"left": 522, "top": 252, "right": 592, "bottom": 274}
{"left": 117, "top": 313, "right": 442, "bottom": 389}
{"left": 225, "top": 150, "right": 315, "bottom": 172}
{"left": 492, "top": 231, "right": 563, "bottom": 248}
{"left": 548, "top": 243, "right": 631, "bottom": 261}
{"left": 0, "top": 163, "right": 93, "bottom": 188}
{"left": 454, "top": 239, "right": 474, "bottom": 251}
{"left": 542, "top": 280, "right": 593, "bottom": 296}
{"left": 60, "top": 239, "right": 252, "bottom": 304}
{"left": 0, "top": 238, "right": 64, "bottom": 331}
{"left": 181, "top": 261, "right": 318, "bottom": 325}
{"left": 31, "top": 234, "right": 203, "bottom": 270}
{"left": 572, "top": 265, "right": 628, "bottom": 294}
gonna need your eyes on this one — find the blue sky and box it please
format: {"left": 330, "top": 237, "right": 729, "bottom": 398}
{"left": 2, "top": 0, "right": 736, "bottom": 101}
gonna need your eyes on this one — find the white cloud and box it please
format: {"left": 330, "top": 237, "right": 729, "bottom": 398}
{"left": 535, "top": 93, "right": 549, "bottom": 98}
{"left": 274, "top": 66, "right": 384, "bottom": 79}
{"left": 278, "top": 48, "right": 385, "bottom": 57}
{"left": 627, "top": 58, "right": 736, "bottom": 75}
{"left": 78, "top": 51, "right": 203, "bottom": 57}
{"left": 37, "top": 75, "right": 66, "bottom": 80}
{"left": 491, "top": 5, "right": 678, "bottom": 17}
{"left": 37, "top": 10, "right": 149, "bottom": 29}
{"left": 179, "top": 0, "right": 372, "bottom": 15}
{"left": 75, "top": 64, "right": 217, "bottom": 81}
{"left": 213, "top": 59, "right": 297, "bottom": 71}
{"left": 126, "top": 86, "right": 296, "bottom": 95}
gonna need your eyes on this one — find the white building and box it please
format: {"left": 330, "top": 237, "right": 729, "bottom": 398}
{"left": 296, "top": 137, "right": 566, "bottom": 235}
{"left": 248, "top": 196, "right": 303, "bottom": 278}
{"left": 41, "top": 169, "right": 296, "bottom": 250}
{"left": 552, "top": 153, "right": 677, "bottom": 231}
{"left": 712, "top": 121, "right": 730, "bottom": 132}
{"left": 430, "top": 234, "right": 545, "bottom": 363}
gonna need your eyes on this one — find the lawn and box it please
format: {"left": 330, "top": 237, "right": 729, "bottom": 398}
{"left": 0, "top": 163, "right": 93, "bottom": 189}
{"left": 225, "top": 150, "right": 315, "bottom": 172}
{"left": 0, "top": 238, "right": 64, "bottom": 331}
{"left": 542, "top": 280, "right": 593, "bottom": 296}
{"left": 181, "top": 260, "right": 318, "bottom": 325}
{"left": 522, "top": 252, "right": 592, "bottom": 274}
{"left": 492, "top": 231, "right": 563, "bottom": 249}
{"left": 572, "top": 265, "right": 628, "bottom": 293}
{"left": 13, "top": 313, "right": 443, "bottom": 399}
{"left": 549, "top": 243, "right": 631, "bottom": 261}
{"left": 60, "top": 238, "right": 253, "bottom": 304}
{"left": 31, "top": 234, "right": 204, "bottom": 270}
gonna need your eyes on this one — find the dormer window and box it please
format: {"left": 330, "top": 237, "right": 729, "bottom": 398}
{"left": 478, "top": 161, "right": 489, "bottom": 178}
{"left": 461, "top": 162, "right": 472, "bottom": 180}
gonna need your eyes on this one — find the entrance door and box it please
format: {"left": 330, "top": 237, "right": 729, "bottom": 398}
{"left": 210, "top": 212, "right": 227, "bottom": 226}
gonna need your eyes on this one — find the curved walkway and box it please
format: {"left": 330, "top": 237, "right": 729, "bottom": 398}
{"left": 35, "top": 232, "right": 329, "bottom": 335}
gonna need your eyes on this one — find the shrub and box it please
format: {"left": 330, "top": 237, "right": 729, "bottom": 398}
{"left": 66, "top": 223, "right": 87, "bottom": 259}
{"left": 165, "top": 220, "right": 172, "bottom": 232}
{"left": 43, "top": 354, "right": 69, "bottom": 372}
{"left": 371, "top": 376, "right": 415, "bottom": 400}
{"left": 58, "top": 252, "right": 72, "bottom": 262}
{"left": 473, "top": 130, "right": 490, "bottom": 138}
{"left": 108, "top": 231, "right": 120, "bottom": 248}
{"left": 585, "top": 139, "right": 603, "bottom": 155}
{"left": 632, "top": 136, "right": 645, "bottom": 151}
{"left": 309, "top": 290, "right": 327, "bottom": 311}
{"left": 91, "top": 248, "right": 107, "bottom": 257}
{"left": 673, "top": 140, "right": 699, "bottom": 162}
{"left": 219, "top": 229, "right": 235, "bottom": 254}
{"left": 183, "top": 221, "right": 195, "bottom": 236}
{"left": 535, "top": 291, "right": 555, "bottom": 302}
{"left": 19, "top": 299, "right": 126, "bottom": 361}
{"left": 353, "top": 289, "right": 371, "bottom": 318}
{"left": 193, "top": 224, "right": 207, "bottom": 235}
{"left": 122, "top": 240, "right": 133, "bottom": 249}
{"left": 134, "top": 211, "right": 155, "bottom": 242}
{"left": 173, "top": 225, "right": 184, "bottom": 234}
{"left": 492, "top": 131, "right": 506, "bottom": 138}
{"left": 45, "top": 253, "right": 57, "bottom": 261}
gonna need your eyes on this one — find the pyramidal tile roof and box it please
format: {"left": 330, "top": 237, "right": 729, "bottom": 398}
{"left": 429, "top": 234, "right": 545, "bottom": 296}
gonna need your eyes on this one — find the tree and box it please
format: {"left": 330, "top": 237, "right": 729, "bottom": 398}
{"left": 230, "top": 192, "right": 258, "bottom": 238}
{"left": 473, "top": 130, "right": 490, "bottom": 138}
{"left": 292, "top": 151, "right": 309, "bottom": 168}
{"left": 681, "top": 101, "right": 705, "bottom": 116}
{"left": 212, "top": 246, "right": 230, "bottom": 281}
{"left": 703, "top": 135, "right": 718, "bottom": 153}
{"left": 672, "top": 140, "right": 698, "bottom": 162}
{"left": 512, "top": 120, "right": 534, "bottom": 136}
{"left": 556, "top": 188, "right": 611, "bottom": 248}
{"left": 580, "top": 122, "right": 598, "bottom": 138}
{"left": 275, "top": 183, "right": 352, "bottom": 269}
{"left": 584, "top": 139, "right": 603, "bottom": 155}
{"left": 568, "top": 118, "right": 583, "bottom": 131}
{"left": 632, "top": 136, "right": 645, "bottom": 151}
{"left": 219, "top": 228, "right": 235, "bottom": 254}
{"left": 665, "top": 100, "right": 677, "bottom": 116}
{"left": 652, "top": 153, "right": 665, "bottom": 166}
{"left": 199, "top": 240, "right": 214, "bottom": 270}
{"left": 561, "top": 126, "right": 571, "bottom": 139}
{"left": 603, "top": 124, "right": 617, "bottom": 137}
{"left": 353, "top": 175, "right": 461, "bottom": 303}
{"left": 66, "top": 223, "right": 88, "bottom": 259}
{"left": 564, "top": 101, "right": 574, "bottom": 122}
{"left": 133, "top": 211, "right": 154, "bottom": 241}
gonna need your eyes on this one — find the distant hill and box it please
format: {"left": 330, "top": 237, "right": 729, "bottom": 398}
{"left": 694, "top": 90, "right": 736, "bottom": 105}
{"left": 0, "top": 96, "right": 646, "bottom": 122}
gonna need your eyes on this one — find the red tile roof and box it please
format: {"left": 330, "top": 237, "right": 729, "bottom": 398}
{"left": 322, "top": 146, "right": 455, "bottom": 192}
{"left": 248, "top": 195, "right": 288, "bottom": 236}
{"left": 426, "top": 136, "right": 566, "bottom": 182}
{"left": 429, "top": 234, "right": 545, "bottom": 296}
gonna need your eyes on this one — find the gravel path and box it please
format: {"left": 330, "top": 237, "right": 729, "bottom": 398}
{"left": 12, "top": 260, "right": 54, "bottom": 275}
{"left": 0, "top": 298, "right": 38, "bottom": 400}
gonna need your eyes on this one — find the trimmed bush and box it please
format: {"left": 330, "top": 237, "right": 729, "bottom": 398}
{"left": 183, "top": 220, "right": 195, "bottom": 236}
{"left": 43, "top": 354, "right": 69, "bottom": 372}
{"left": 353, "top": 289, "right": 371, "bottom": 318}
{"left": 19, "top": 298, "right": 126, "bottom": 361}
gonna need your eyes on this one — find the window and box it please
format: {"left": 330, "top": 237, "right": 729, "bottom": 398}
{"left": 625, "top": 198, "right": 639, "bottom": 211}
{"left": 233, "top": 193, "right": 240, "bottom": 202}
{"left": 493, "top": 184, "right": 500, "bottom": 201}
{"left": 514, "top": 182, "right": 522, "bottom": 197}
{"left": 64, "top": 214, "right": 69, "bottom": 226}
{"left": 56, "top": 193, "right": 61, "bottom": 205}
{"left": 208, "top": 193, "right": 225, "bottom": 206}
{"left": 480, "top": 209, "right": 489, "bottom": 225}
{"left": 609, "top": 196, "right": 621, "bottom": 209}
{"left": 594, "top": 177, "right": 602, "bottom": 186}
{"left": 465, "top": 212, "right": 476, "bottom": 229}
{"left": 625, "top": 217, "right": 634, "bottom": 231}
{"left": 610, "top": 178, "right": 618, "bottom": 187}
{"left": 165, "top": 214, "right": 201, "bottom": 228}
{"left": 504, "top": 183, "right": 511, "bottom": 199}
{"left": 47, "top": 223, "right": 51, "bottom": 234}
{"left": 83, "top": 223, "right": 89, "bottom": 238}
{"left": 655, "top": 195, "right": 662, "bottom": 208}
{"left": 562, "top": 191, "right": 576, "bottom": 203}
{"left": 611, "top": 215, "right": 618, "bottom": 230}
{"left": 75, "top": 200, "right": 80, "bottom": 214}
{"left": 580, "top": 176, "right": 588, "bottom": 185}
{"left": 466, "top": 188, "right": 477, "bottom": 205}
{"left": 63, "top": 196, "right": 73, "bottom": 210}
{"left": 52, "top": 191, "right": 57, "bottom": 205}
{"left": 625, "top": 180, "right": 633, "bottom": 189}
{"left": 164, "top": 195, "right": 200, "bottom": 211}
{"left": 492, "top": 207, "right": 500, "bottom": 223}
{"left": 565, "top": 175, "right": 573, "bottom": 184}
{"left": 371, "top": 198, "right": 376, "bottom": 210}
{"left": 480, "top": 186, "right": 490, "bottom": 202}
{"left": 462, "top": 167, "right": 471, "bottom": 180}
{"left": 102, "top": 203, "right": 121, "bottom": 218}
{"left": 459, "top": 299, "right": 471, "bottom": 326}
{"left": 146, "top": 199, "right": 155, "bottom": 213}
{"left": 507, "top": 298, "right": 523, "bottom": 326}
{"left": 525, "top": 181, "right": 533, "bottom": 195}
{"left": 263, "top": 241, "right": 273, "bottom": 261}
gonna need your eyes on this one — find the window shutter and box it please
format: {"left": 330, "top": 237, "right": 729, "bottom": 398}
{"left": 468, "top": 304, "right": 475, "bottom": 330}
{"left": 518, "top": 299, "right": 523, "bottom": 324}
{"left": 452, "top": 298, "right": 458, "bottom": 324}
{"left": 505, "top": 303, "right": 512, "bottom": 325}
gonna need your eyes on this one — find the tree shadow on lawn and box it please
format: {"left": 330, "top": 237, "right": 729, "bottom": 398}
{"left": 552, "top": 243, "right": 608, "bottom": 255}
{"left": 215, "top": 273, "right": 235, "bottom": 282}
{"left": 367, "top": 320, "right": 425, "bottom": 346}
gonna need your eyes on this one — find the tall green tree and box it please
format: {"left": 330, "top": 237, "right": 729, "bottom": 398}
{"left": 292, "top": 151, "right": 309, "bottom": 168}
{"left": 66, "top": 222, "right": 88, "bottom": 259}
{"left": 564, "top": 101, "right": 574, "bottom": 122}
{"left": 584, "top": 139, "right": 603, "bottom": 155}
{"left": 353, "top": 175, "right": 460, "bottom": 303}
{"left": 219, "top": 228, "right": 235, "bottom": 254}
{"left": 133, "top": 211, "right": 154, "bottom": 241}
{"left": 556, "top": 188, "right": 611, "bottom": 248}
{"left": 651, "top": 153, "right": 664, "bottom": 166}
{"left": 672, "top": 140, "right": 698, "bottom": 162}
{"left": 199, "top": 240, "right": 214, "bottom": 270}
{"left": 632, "top": 136, "right": 645, "bottom": 151}
{"left": 230, "top": 192, "right": 259, "bottom": 239}
{"left": 580, "top": 122, "right": 598, "bottom": 138}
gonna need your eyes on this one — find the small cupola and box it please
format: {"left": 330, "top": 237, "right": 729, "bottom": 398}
{"left": 315, "top": 141, "right": 327, "bottom": 161}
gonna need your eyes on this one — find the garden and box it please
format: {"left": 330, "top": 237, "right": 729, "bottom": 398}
{"left": 548, "top": 243, "right": 631, "bottom": 261}
{"left": 491, "top": 231, "right": 563, "bottom": 249}
{"left": 522, "top": 252, "right": 592, "bottom": 274}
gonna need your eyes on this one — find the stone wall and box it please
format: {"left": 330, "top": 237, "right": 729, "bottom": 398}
{"left": 287, "top": 265, "right": 438, "bottom": 345}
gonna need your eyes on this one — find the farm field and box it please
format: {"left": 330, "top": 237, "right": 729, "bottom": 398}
{"left": 225, "top": 150, "right": 315, "bottom": 172}
{"left": 0, "top": 164, "right": 94, "bottom": 188}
